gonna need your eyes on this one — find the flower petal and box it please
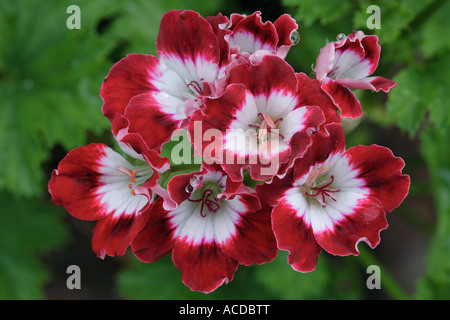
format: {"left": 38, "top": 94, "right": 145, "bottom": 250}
{"left": 296, "top": 73, "right": 341, "bottom": 125}
{"left": 167, "top": 195, "right": 241, "bottom": 246}
{"left": 271, "top": 197, "right": 322, "bottom": 272}
{"left": 368, "top": 76, "right": 397, "bottom": 92}
{"left": 256, "top": 166, "right": 295, "bottom": 206}
{"left": 344, "top": 145, "right": 410, "bottom": 213}
{"left": 219, "top": 198, "right": 277, "bottom": 266}
{"left": 335, "top": 76, "right": 396, "bottom": 92}
{"left": 156, "top": 9, "right": 221, "bottom": 91}
{"left": 157, "top": 10, "right": 220, "bottom": 67}
{"left": 228, "top": 54, "right": 298, "bottom": 96}
{"left": 291, "top": 123, "right": 346, "bottom": 180}
{"left": 321, "top": 78, "right": 363, "bottom": 118}
{"left": 92, "top": 210, "right": 149, "bottom": 258}
{"left": 131, "top": 197, "right": 176, "bottom": 263}
{"left": 333, "top": 45, "right": 370, "bottom": 79}
{"left": 312, "top": 194, "right": 387, "bottom": 256}
{"left": 228, "top": 11, "right": 278, "bottom": 54}
{"left": 359, "top": 34, "right": 381, "bottom": 76}
{"left": 100, "top": 54, "right": 160, "bottom": 124}
{"left": 125, "top": 92, "right": 184, "bottom": 152}
{"left": 315, "top": 43, "right": 335, "bottom": 81}
{"left": 205, "top": 13, "right": 232, "bottom": 68}
{"left": 273, "top": 14, "right": 299, "bottom": 53}
{"left": 172, "top": 241, "right": 238, "bottom": 293}
{"left": 115, "top": 129, "right": 170, "bottom": 174}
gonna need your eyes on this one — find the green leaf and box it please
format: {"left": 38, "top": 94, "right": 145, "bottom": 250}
{"left": 384, "top": 66, "right": 429, "bottom": 136}
{"left": 416, "top": 236, "right": 450, "bottom": 299}
{"left": 419, "top": 0, "right": 450, "bottom": 59}
{"left": 283, "top": 0, "right": 355, "bottom": 27}
{"left": 424, "top": 56, "right": 450, "bottom": 136}
{"left": 415, "top": 127, "right": 450, "bottom": 299}
{"left": 0, "top": 192, "right": 68, "bottom": 299}
{"left": 385, "top": 54, "right": 450, "bottom": 137}
{"left": 0, "top": 0, "right": 118, "bottom": 197}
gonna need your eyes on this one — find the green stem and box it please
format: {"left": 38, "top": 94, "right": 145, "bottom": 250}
{"left": 358, "top": 246, "right": 410, "bottom": 300}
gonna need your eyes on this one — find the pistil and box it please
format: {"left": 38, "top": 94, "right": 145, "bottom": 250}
{"left": 187, "top": 80, "right": 205, "bottom": 96}
{"left": 187, "top": 188, "right": 222, "bottom": 217}
{"left": 249, "top": 113, "right": 284, "bottom": 141}
{"left": 304, "top": 175, "right": 341, "bottom": 208}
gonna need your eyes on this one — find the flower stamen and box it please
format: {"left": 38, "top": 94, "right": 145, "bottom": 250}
{"left": 250, "top": 113, "right": 285, "bottom": 141}
{"left": 187, "top": 188, "right": 221, "bottom": 217}
{"left": 116, "top": 166, "right": 138, "bottom": 183}
{"left": 305, "top": 175, "right": 341, "bottom": 208}
{"left": 127, "top": 183, "right": 136, "bottom": 196}
{"left": 187, "top": 80, "right": 205, "bottom": 96}
{"left": 116, "top": 166, "right": 141, "bottom": 196}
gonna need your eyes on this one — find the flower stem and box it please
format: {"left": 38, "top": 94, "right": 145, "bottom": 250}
{"left": 358, "top": 246, "right": 410, "bottom": 300}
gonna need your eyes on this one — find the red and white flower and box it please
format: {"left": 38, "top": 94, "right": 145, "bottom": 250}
{"left": 100, "top": 10, "right": 224, "bottom": 153}
{"left": 47, "top": 7, "right": 410, "bottom": 295}
{"left": 315, "top": 31, "right": 396, "bottom": 118}
{"left": 226, "top": 11, "right": 299, "bottom": 62}
{"left": 203, "top": 11, "right": 299, "bottom": 97}
{"left": 189, "top": 55, "right": 329, "bottom": 182}
{"left": 48, "top": 133, "right": 169, "bottom": 259}
{"left": 257, "top": 123, "right": 410, "bottom": 272}
{"left": 131, "top": 163, "right": 277, "bottom": 293}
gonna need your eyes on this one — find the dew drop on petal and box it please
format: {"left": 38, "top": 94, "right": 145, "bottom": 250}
{"left": 337, "top": 33, "right": 346, "bottom": 41}
{"left": 290, "top": 30, "right": 300, "bottom": 45}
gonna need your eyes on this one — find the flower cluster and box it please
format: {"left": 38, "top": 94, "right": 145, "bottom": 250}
{"left": 49, "top": 10, "right": 410, "bottom": 293}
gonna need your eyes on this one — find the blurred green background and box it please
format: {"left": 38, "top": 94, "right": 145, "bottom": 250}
{"left": 0, "top": 0, "right": 449, "bottom": 300}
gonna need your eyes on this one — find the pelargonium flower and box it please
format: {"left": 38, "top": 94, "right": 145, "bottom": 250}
{"left": 226, "top": 11, "right": 299, "bottom": 63}
{"left": 315, "top": 31, "right": 396, "bottom": 118}
{"left": 48, "top": 131, "right": 169, "bottom": 259}
{"left": 100, "top": 9, "right": 224, "bottom": 153}
{"left": 257, "top": 123, "right": 410, "bottom": 272}
{"left": 203, "top": 11, "right": 299, "bottom": 97}
{"left": 131, "top": 163, "right": 277, "bottom": 293}
{"left": 189, "top": 55, "right": 335, "bottom": 182}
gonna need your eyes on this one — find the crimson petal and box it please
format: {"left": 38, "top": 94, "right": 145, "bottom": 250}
{"left": 172, "top": 241, "right": 239, "bottom": 293}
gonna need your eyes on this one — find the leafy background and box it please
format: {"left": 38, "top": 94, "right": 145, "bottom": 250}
{"left": 0, "top": 0, "right": 448, "bottom": 300}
